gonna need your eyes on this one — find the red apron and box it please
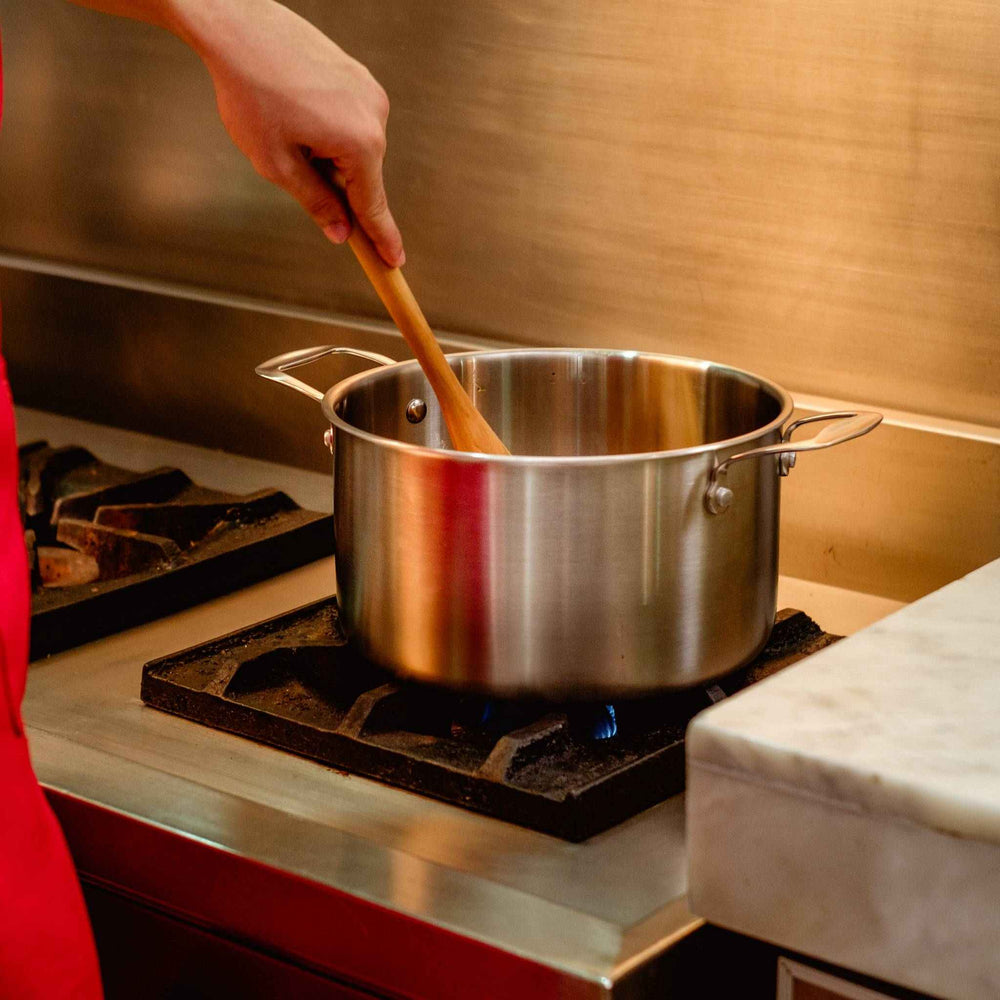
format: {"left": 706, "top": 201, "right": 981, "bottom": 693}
{"left": 0, "top": 29, "right": 104, "bottom": 998}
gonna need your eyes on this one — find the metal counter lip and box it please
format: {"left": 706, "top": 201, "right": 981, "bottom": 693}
{"left": 24, "top": 662, "right": 694, "bottom": 997}
{"left": 32, "top": 732, "right": 697, "bottom": 998}
{"left": 38, "top": 786, "right": 612, "bottom": 999}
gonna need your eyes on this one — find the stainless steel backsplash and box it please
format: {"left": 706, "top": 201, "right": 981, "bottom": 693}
{"left": 0, "top": 263, "right": 461, "bottom": 467}
{"left": 1, "top": 0, "right": 998, "bottom": 426}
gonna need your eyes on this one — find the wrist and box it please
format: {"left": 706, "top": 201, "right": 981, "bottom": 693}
{"left": 158, "top": 0, "right": 278, "bottom": 59}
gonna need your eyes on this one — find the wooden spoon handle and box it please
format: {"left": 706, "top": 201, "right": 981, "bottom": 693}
{"left": 342, "top": 215, "right": 509, "bottom": 455}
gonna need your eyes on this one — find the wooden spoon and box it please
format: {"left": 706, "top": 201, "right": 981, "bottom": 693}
{"left": 347, "top": 226, "right": 508, "bottom": 455}
{"left": 322, "top": 167, "right": 508, "bottom": 455}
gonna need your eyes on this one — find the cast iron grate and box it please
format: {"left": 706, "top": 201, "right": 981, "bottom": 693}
{"left": 21, "top": 442, "right": 333, "bottom": 659}
{"left": 141, "top": 600, "right": 839, "bottom": 841}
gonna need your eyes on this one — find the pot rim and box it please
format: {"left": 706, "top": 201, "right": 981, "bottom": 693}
{"left": 321, "top": 348, "right": 796, "bottom": 465}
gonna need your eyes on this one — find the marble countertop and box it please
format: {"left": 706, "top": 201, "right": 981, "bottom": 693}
{"left": 686, "top": 557, "right": 1000, "bottom": 1000}
{"left": 688, "top": 557, "right": 1000, "bottom": 844}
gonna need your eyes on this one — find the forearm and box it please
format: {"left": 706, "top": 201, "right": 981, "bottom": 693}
{"left": 66, "top": 0, "right": 404, "bottom": 265}
{"left": 65, "top": 0, "right": 273, "bottom": 56}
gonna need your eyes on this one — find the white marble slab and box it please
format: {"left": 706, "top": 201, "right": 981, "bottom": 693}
{"left": 687, "top": 558, "right": 1000, "bottom": 1000}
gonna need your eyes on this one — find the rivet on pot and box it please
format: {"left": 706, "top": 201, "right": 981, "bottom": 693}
{"left": 323, "top": 428, "right": 334, "bottom": 453}
{"left": 406, "top": 399, "right": 428, "bottom": 424}
{"left": 779, "top": 452, "right": 797, "bottom": 476}
{"left": 705, "top": 484, "right": 733, "bottom": 515}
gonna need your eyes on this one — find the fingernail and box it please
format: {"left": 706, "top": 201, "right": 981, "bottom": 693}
{"left": 323, "top": 222, "right": 351, "bottom": 244}
{"left": 394, "top": 248, "right": 406, "bottom": 267}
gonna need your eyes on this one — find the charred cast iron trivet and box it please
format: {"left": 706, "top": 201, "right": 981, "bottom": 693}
{"left": 21, "top": 442, "right": 333, "bottom": 659}
{"left": 141, "top": 600, "right": 840, "bottom": 841}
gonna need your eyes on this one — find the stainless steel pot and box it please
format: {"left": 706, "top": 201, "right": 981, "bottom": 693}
{"left": 257, "top": 346, "right": 881, "bottom": 697}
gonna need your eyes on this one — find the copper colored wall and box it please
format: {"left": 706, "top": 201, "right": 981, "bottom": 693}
{"left": 1, "top": 0, "right": 998, "bottom": 426}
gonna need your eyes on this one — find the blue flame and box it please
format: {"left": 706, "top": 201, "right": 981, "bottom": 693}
{"left": 591, "top": 704, "right": 617, "bottom": 740}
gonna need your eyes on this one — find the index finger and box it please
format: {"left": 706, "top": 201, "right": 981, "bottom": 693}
{"left": 339, "top": 153, "right": 405, "bottom": 268}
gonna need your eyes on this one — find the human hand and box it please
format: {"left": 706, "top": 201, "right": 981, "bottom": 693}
{"left": 178, "top": 0, "right": 404, "bottom": 266}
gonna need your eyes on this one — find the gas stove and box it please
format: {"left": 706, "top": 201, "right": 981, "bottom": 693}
{"left": 21, "top": 439, "right": 332, "bottom": 658}
{"left": 17, "top": 406, "right": 893, "bottom": 999}
{"left": 141, "top": 598, "right": 837, "bottom": 840}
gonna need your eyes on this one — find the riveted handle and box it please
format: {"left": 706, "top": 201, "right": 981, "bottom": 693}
{"left": 705, "top": 410, "right": 883, "bottom": 514}
{"left": 255, "top": 345, "right": 395, "bottom": 403}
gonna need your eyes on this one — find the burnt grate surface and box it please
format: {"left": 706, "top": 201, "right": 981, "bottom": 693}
{"left": 22, "top": 442, "right": 333, "bottom": 659}
{"left": 142, "top": 600, "right": 839, "bottom": 841}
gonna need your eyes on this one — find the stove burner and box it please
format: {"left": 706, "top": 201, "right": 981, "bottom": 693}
{"left": 22, "top": 442, "right": 333, "bottom": 659}
{"left": 455, "top": 699, "right": 616, "bottom": 741}
{"left": 590, "top": 704, "right": 617, "bottom": 740}
{"left": 142, "top": 601, "right": 839, "bottom": 841}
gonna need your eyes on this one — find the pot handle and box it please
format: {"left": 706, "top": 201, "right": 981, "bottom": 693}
{"left": 705, "top": 410, "right": 882, "bottom": 514}
{"left": 255, "top": 345, "right": 395, "bottom": 403}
